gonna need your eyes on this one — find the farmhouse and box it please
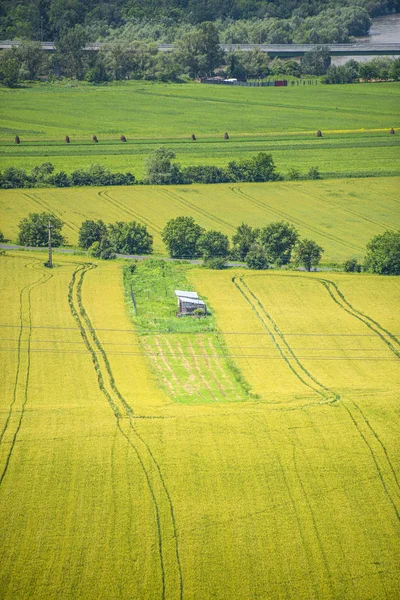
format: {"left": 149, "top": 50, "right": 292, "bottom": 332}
{"left": 174, "top": 290, "right": 207, "bottom": 316}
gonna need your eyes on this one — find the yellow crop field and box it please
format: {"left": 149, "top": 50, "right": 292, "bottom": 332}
{"left": 1, "top": 176, "right": 399, "bottom": 262}
{"left": 1, "top": 251, "right": 399, "bottom": 599}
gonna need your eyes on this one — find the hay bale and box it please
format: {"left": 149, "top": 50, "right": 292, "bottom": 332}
{"left": 191, "top": 134, "right": 196, "bottom": 141}
{"left": 224, "top": 132, "right": 229, "bottom": 140}
{"left": 15, "top": 135, "right": 20, "bottom": 144}
{"left": 390, "top": 128, "right": 395, "bottom": 135}
{"left": 93, "top": 135, "right": 98, "bottom": 142}
{"left": 120, "top": 135, "right": 127, "bottom": 142}
{"left": 65, "top": 135, "right": 70, "bottom": 143}
{"left": 316, "top": 130, "right": 322, "bottom": 137}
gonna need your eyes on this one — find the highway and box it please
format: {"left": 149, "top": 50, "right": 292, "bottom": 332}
{"left": 0, "top": 40, "right": 399, "bottom": 57}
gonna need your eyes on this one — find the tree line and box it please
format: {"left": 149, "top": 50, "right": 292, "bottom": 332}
{"left": 2, "top": 0, "right": 399, "bottom": 41}
{"left": 0, "top": 151, "right": 287, "bottom": 189}
{"left": 4, "top": 211, "right": 399, "bottom": 275}
{"left": 2, "top": 38, "right": 400, "bottom": 87}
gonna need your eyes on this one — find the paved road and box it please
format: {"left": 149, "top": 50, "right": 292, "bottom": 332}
{"left": 1, "top": 40, "right": 399, "bottom": 57}
{"left": 0, "top": 243, "right": 333, "bottom": 271}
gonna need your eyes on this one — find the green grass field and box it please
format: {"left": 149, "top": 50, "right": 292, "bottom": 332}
{"left": 0, "top": 82, "right": 399, "bottom": 177}
{"left": 1, "top": 176, "right": 399, "bottom": 263}
{"left": 0, "top": 251, "right": 399, "bottom": 598}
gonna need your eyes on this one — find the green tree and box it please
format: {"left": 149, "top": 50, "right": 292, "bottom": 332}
{"left": 301, "top": 45, "right": 331, "bottom": 75}
{"left": 16, "top": 41, "right": 44, "bottom": 80}
{"left": 294, "top": 238, "right": 324, "bottom": 271}
{"left": 108, "top": 221, "right": 153, "bottom": 254}
{"left": 146, "top": 147, "right": 182, "bottom": 184}
{"left": 17, "top": 212, "right": 65, "bottom": 247}
{"left": 176, "top": 21, "right": 223, "bottom": 77}
{"left": 88, "top": 237, "right": 116, "bottom": 260}
{"left": 231, "top": 223, "right": 259, "bottom": 261}
{"left": 0, "top": 52, "right": 20, "bottom": 87}
{"left": 245, "top": 244, "right": 269, "bottom": 270}
{"left": 226, "top": 153, "right": 280, "bottom": 183}
{"left": 197, "top": 230, "right": 230, "bottom": 260}
{"left": 0, "top": 229, "right": 4, "bottom": 242}
{"left": 258, "top": 221, "right": 299, "bottom": 265}
{"left": 364, "top": 230, "right": 400, "bottom": 275}
{"left": 161, "top": 216, "right": 204, "bottom": 258}
{"left": 343, "top": 258, "right": 362, "bottom": 273}
{"left": 242, "top": 48, "right": 270, "bottom": 79}
{"left": 56, "top": 24, "right": 88, "bottom": 79}
{"left": 78, "top": 220, "right": 107, "bottom": 249}
{"left": 31, "top": 162, "right": 55, "bottom": 183}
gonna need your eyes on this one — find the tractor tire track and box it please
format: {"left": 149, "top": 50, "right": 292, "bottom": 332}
{"left": 23, "top": 192, "right": 79, "bottom": 234}
{"left": 292, "top": 445, "right": 335, "bottom": 594}
{"left": 232, "top": 275, "right": 337, "bottom": 405}
{"left": 0, "top": 261, "right": 53, "bottom": 485}
{"left": 342, "top": 401, "right": 400, "bottom": 522}
{"left": 350, "top": 401, "right": 400, "bottom": 497}
{"left": 98, "top": 190, "right": 161, "bottom": 234}
{"left": 0, "top": 259, "right": 37, "bottom": 444}
{"left": 317, "top": 278, "right": 400, "bottom": 357}
{"left": 68, "top": 262, "right": 183, "bottom": 600}
{"left": 244, "top": 413, "right": 321, "bottom": 598}
{"left": 284, "top": 184, "right": 397, "bottom": 233}
{"left": 230, "top": 186, "right": 364, "bottom": 253}
{"left": 161, "top": 188, "right": 235, "bottom": 233}
{"left": 128, "top": 421, "right": 184, "bottom": 600}
{"left": 242, "top": 272, "right": 400, "bottom": 523}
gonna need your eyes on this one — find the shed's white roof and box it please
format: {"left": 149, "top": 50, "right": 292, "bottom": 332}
{"left": 175, "top": 290, "right": 199, "bottom": 299}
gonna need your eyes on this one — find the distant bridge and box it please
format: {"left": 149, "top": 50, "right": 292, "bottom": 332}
{"left": 0, "top": 40, "right": 399, "bottom": 57}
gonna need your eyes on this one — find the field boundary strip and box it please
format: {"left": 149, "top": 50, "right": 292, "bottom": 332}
{"left": 0, "top": 258, "right": 53, "bottom": 486}
{"left": 230, "top": 186, "right": 365, "bottom": 253}
{"left": 66, "top": 261, "right": 184, "bottom": 600}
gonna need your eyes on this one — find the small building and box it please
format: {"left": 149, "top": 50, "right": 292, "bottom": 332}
{"left": 174, "top": 290, "right": 207, "bottom": 316}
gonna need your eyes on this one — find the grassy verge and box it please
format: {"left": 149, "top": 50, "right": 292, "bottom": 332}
{"left": 123, "top": 259, "right": 255, "bottom": 402}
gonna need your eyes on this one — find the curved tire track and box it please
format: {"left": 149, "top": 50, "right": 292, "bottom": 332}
{"left": 98, "top": 190, "right": 161, "bottom": 234}
{"left": 231, "top": 186, "right": 364, "bottom": 253}
{"left": 23, "top": 192, "right": 79, "bottom": 234}
{"left": 0, "top": 260, "right": 53, "bottom": 485}
{"left": 67, "top": 262, "right": 183, "bottom": 600}
{"left": 240, "top": 272, "right": 400, "bottom": 522}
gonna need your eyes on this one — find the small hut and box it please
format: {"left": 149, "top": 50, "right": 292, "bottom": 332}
{"left": 174, "top": 290, "right": 207, "bottom": 316}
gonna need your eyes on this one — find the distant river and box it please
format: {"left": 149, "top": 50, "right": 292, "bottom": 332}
{"left": 332, "top": 13, "right": 400, "bottom": 64}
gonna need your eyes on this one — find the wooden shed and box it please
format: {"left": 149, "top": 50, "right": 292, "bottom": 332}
{"left": 175, "top": 290, "right": 207, "bottom": 316}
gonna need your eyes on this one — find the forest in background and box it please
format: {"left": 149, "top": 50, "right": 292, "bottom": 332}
{"left": 1, "top": 0, "right": 399, "bottom": 43}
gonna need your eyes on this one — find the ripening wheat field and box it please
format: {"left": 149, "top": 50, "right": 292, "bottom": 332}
{"left": 0, "top": 251, "right": 399, "bottom": 599}
{"left": 1, "top": 176, "right": 399, "bottom": 262}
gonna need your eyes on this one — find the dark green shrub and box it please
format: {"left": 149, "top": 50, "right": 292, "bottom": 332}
{"left": 204, "top": 257, "right": 226, "bottom": 269}
{"left": 17, "top": 212, "right": 65, "bottom": 247}
{"left": 364, "top": 230, "right": 400, "bottom": 275}
{"left": 343, "top": 258, "right": 362, "bottom": 272}
{"left": 245, "top": 246, "right": 269, "bottom": 270}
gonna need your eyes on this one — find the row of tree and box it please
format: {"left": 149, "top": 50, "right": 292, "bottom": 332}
{"left": 0, "top": 151, "right": 283, "bottom": 189}
{"left": 3, "top": 212, "right": 399, "bottom": 274}
{"left": 162, "top": 217, "right": 324, "bottom": 270}
{"left": 0, "top": 163, "right": 135, "bottom": 189}
{"left": 323, "top": 56, "right": 400, "bottom": 84}
{"left": 3, "top": 31, "right": 400, "bottom": 86}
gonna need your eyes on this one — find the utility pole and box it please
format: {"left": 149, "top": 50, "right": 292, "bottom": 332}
{"left": 48, "top": 221, "right": 53, "bottom": 268}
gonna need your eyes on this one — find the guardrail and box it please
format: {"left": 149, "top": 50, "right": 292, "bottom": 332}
{"left": 0, "top": 41, "right": 399, "bottom": 56}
